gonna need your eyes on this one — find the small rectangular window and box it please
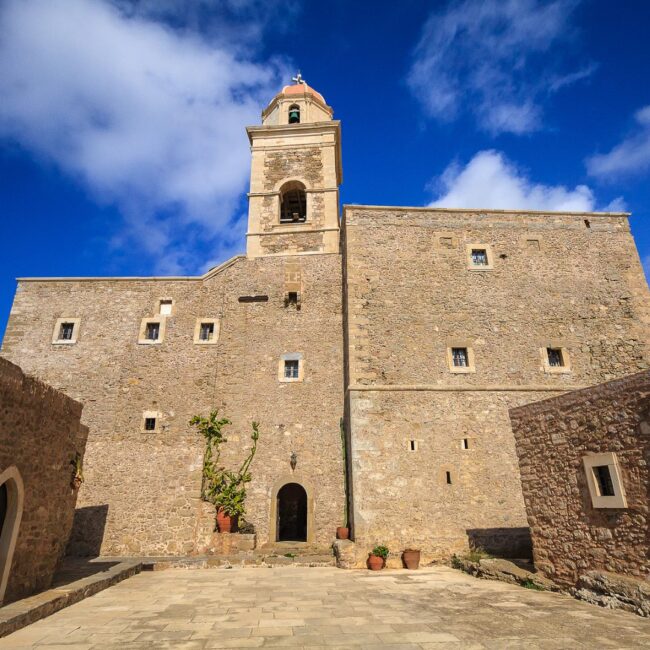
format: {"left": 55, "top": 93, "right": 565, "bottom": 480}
{"left": 59, "top": 322, "right": 75, "bottom": 341}
{"left": 284, "top": 359, "right": 299, "bottom": 379}
{"left": 144, "top": 417, "right": 156, "bottom": 431}
{"left": 145, "top": 322, "right": 160, "bottom": 341}
{"left": 199, "top": 322, "right": 214, "bottom": 342}
{"left": 593, "top": 465, "right": 615, "bottom": 497}
{"left": 409, "top": 440, "right": 417, "bottom": 452}
{"left": 471, "top": 249, "right": 488, "bottom": 266}
{"left": 546, "top": 347, "right": 564, "bottom": 367}
{"left": 526, "top": 239, "right": 540, "bottom": 250}
{"left": 159, "top": 300, "right": 173, "bottom": 315}
{"left": 452, "top": 347, "right": 469, "bottom": 368}
{"left": 446, "top": 471, "right": 452, "bottom": 484}
{"left": 462, "top": 438, "right": 469, "bottom": 450}
{"left": 440, "top": 237, "right": 454, "bottom": 248}
{"left": 285, "top": 291, "right": 299, "bottom": 308}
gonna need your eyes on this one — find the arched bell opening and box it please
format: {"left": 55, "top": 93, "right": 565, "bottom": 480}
{"left": 0, "top": 466, "right": 24, "bottom": 605}
{"left": 288, "top": 103, "right": 301, "bottom": 124}
{"left": 279, "top": 181, "right": 307, "bottom": 224}
{"left": 276, "top": 482, "right": 308, "bottom": 542}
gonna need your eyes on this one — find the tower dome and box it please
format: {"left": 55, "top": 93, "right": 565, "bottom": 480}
{"left": 261, "top": 74, "right": 333, "bottom": 126}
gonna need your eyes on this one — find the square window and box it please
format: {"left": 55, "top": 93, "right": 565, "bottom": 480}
{"left": 547, "top": 347, "right": 564, "bottom": 367}
{"left": 199, "top": 322, "right": 214, "bottom": 341}
{"left": 440, "top": 236, "right": 454, "bottom": 248}
{"left": 144, "top": 417, "right": 156, "bottom": 431}
{"left": 145, "top": 322, "right": 160, "bottom": 341}
{"left": 59, "top": 322, "right": 75, "bottom": 341}
{"left": 284, "top": 359, "right": 299, "bottom": 379}
{"left": 52, "top": 317, "right": 80, "bottom": 345}
{"left": 452, "top": 347, "right": 469, "bottom": 367}
{"left": 526, "top": 239, "right": 541, "bottom": 250}
{"left": 285, "top": 291, "right": 300, "bottom": 309}
{"left": 593, "top": 465, "right": 615, "bottom": 497}
{"left": 471, "top": 249, "right": 488, "bottom": 266}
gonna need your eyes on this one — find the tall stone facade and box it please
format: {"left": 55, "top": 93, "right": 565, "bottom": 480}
{"left": 509, "top": 371, "right": 649, "bottom": 587}
{"left": 1, "top": 81, "right": 649, "bottom": 560}
{"left": 0, "top": 358, "right": 88, "bottom": 604}
{"left": 343, "top": 206, "right": 649, "bottom": 561}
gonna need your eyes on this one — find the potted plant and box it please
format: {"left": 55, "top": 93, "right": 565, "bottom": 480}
{"left": 190, "top": 411, "right": 260, "bottom": 534}
{"left": 402, "top": 548, "right": 421, "bottom": 570}
{"left": 368, "top": 545, "right": 389, "bottom": 570}
{"left": 336, "top": 526, "right": 349, "bottom": 540}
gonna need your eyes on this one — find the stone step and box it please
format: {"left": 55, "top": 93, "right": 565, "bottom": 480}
{"left": 141, "top": 552, "right": 336, "bottom": 570}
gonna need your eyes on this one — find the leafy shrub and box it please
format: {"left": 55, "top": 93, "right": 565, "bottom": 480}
{"left": 371, "top": 545, "right": 389, "bottom": 559}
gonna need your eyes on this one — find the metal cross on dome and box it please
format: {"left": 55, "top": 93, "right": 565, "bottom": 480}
{"left": 292, "top": 72, "right": 305, "bottom": 85}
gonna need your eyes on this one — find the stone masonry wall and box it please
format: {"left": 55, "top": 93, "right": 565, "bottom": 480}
{"left": 0, "top": 358, "right": 88, "bottom": 604}
{"left": 509, "top": 370, "right": 650, "bottom": 587}
{"left": 343, "top": 207, "right": 649, "bottom": 563}
{"left": 1, "top": 254, "right": 345, "bottom": 555}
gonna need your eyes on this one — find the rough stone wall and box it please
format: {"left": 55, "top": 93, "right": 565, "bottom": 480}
{"left": 343, "top": 207, "right": 650, "bottom": 562}
{"left": 0, "top": 358, "right": 88, "bottom": 603}
{"left": 509, "top": 370, "right": 650, "bottom": 587}
{"left": 1, "top": 254, "right": 345, "bottom": 555}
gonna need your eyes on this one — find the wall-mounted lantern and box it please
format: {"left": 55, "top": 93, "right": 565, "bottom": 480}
{"left": 290, "top": 451, "right": 297, "bottom": 471}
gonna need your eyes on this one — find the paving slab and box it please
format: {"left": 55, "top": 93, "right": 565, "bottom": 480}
{"left": 1, "top": 566, "right": 649, "bottom": 649}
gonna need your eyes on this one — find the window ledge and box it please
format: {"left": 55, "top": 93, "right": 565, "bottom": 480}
{"left": 52, "top": 340, "right": 77, "bottom": 346}
{"left": 449, "top": 367, "right": 476, "bottom": 374}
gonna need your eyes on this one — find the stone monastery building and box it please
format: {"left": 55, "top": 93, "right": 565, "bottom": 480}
{"left": 2, "top": 80, "right": 649, "bottom": 561}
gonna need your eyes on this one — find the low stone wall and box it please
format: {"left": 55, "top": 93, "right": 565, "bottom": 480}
{"left": 0, "top": 358, "right": 88, "bottom": 605}
{"left": 510, "top": 371, "right": 649, "bottom": 588}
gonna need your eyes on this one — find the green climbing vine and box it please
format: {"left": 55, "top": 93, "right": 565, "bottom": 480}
{"left": 189, "top": 410, "right": 260, "bottom": 518}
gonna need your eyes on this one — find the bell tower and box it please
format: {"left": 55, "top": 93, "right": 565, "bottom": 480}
{"left": 246, "top": 75, "right": 342, "bottom": 258}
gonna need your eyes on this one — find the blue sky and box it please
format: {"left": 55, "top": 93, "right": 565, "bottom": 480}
{"left": 1, "top": 0, "right": 649, "bottom": 339}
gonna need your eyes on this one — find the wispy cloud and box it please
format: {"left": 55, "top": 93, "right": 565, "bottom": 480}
{"left": 429, "top": 150, "right": 624, "bottom": 212}
{"left": 0, "top": 0, "right": 291, "bottom": 274}
{"left": 586, "top": 106, "right": 650, "bottom": 179}
{"left": 407, "top": 0, "right": 593, "bottom": 135}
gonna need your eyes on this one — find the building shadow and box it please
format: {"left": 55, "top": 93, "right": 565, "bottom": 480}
{"left": 466, "top": 527, "right": 532, "bottom": 560}
{"left": 65, "top": 504, "right": 109, "bottom": 558}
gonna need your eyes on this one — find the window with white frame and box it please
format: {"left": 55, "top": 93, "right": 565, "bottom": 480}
{"left": 466, "top": 244, "right": 493, "bottom": 270}
{"left": 583, "top": 453, "right": 627, "bottom": 508}
{"left": 542, "top": 346, "right": 571, "bottom": 373}
{"left": 278, "top": 353, "right": 303, "bottom": 382}
{"left": 138, "top": 317, "right": 165, "bottom": 345}
{"left": 52, "top": 317, "right": 80, "bottom": 345}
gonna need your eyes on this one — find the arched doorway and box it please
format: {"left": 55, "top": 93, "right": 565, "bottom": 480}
{"left": 0, "top": 466, "right": 24, "bottom": 605}
{"left": 277, "top": 483, "right": 307, "bottom": 542}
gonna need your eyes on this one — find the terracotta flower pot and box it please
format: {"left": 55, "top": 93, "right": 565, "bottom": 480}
{"left": 336, "top": 527, "right": 349, "bottom": 540}
{"left": 216, "top": 508, "right": 237, "bottom": 533}
{"left": 367, "top": 554, "right": 385, "bottom": 571}
{"left": 402, "top": 549, "right": 421, "bottom": 570}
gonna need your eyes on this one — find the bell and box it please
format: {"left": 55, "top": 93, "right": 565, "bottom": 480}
{"left": 288, "top": 109, "right": 300, "bottom": 124}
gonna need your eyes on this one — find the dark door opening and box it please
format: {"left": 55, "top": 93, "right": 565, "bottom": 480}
{"left": 277, "top": 483, "right": 307, "bottom": 542}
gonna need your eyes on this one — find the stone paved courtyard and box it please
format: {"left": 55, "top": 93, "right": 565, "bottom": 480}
{"left": 1, "top": 567, "right": 649, "bottom": 649}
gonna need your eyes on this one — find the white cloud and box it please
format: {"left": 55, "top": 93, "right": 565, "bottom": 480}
{"left": 429, "top": 150, "right": 623, "bottom": 212}
{"left": 0, "top": 0, "right": 290, "bottom": 272}
{"left": 407, "top": 0, "right": 593, "bottom": 135}
{"left": 586, "top": 106, "right": 650, "bottom": 179}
